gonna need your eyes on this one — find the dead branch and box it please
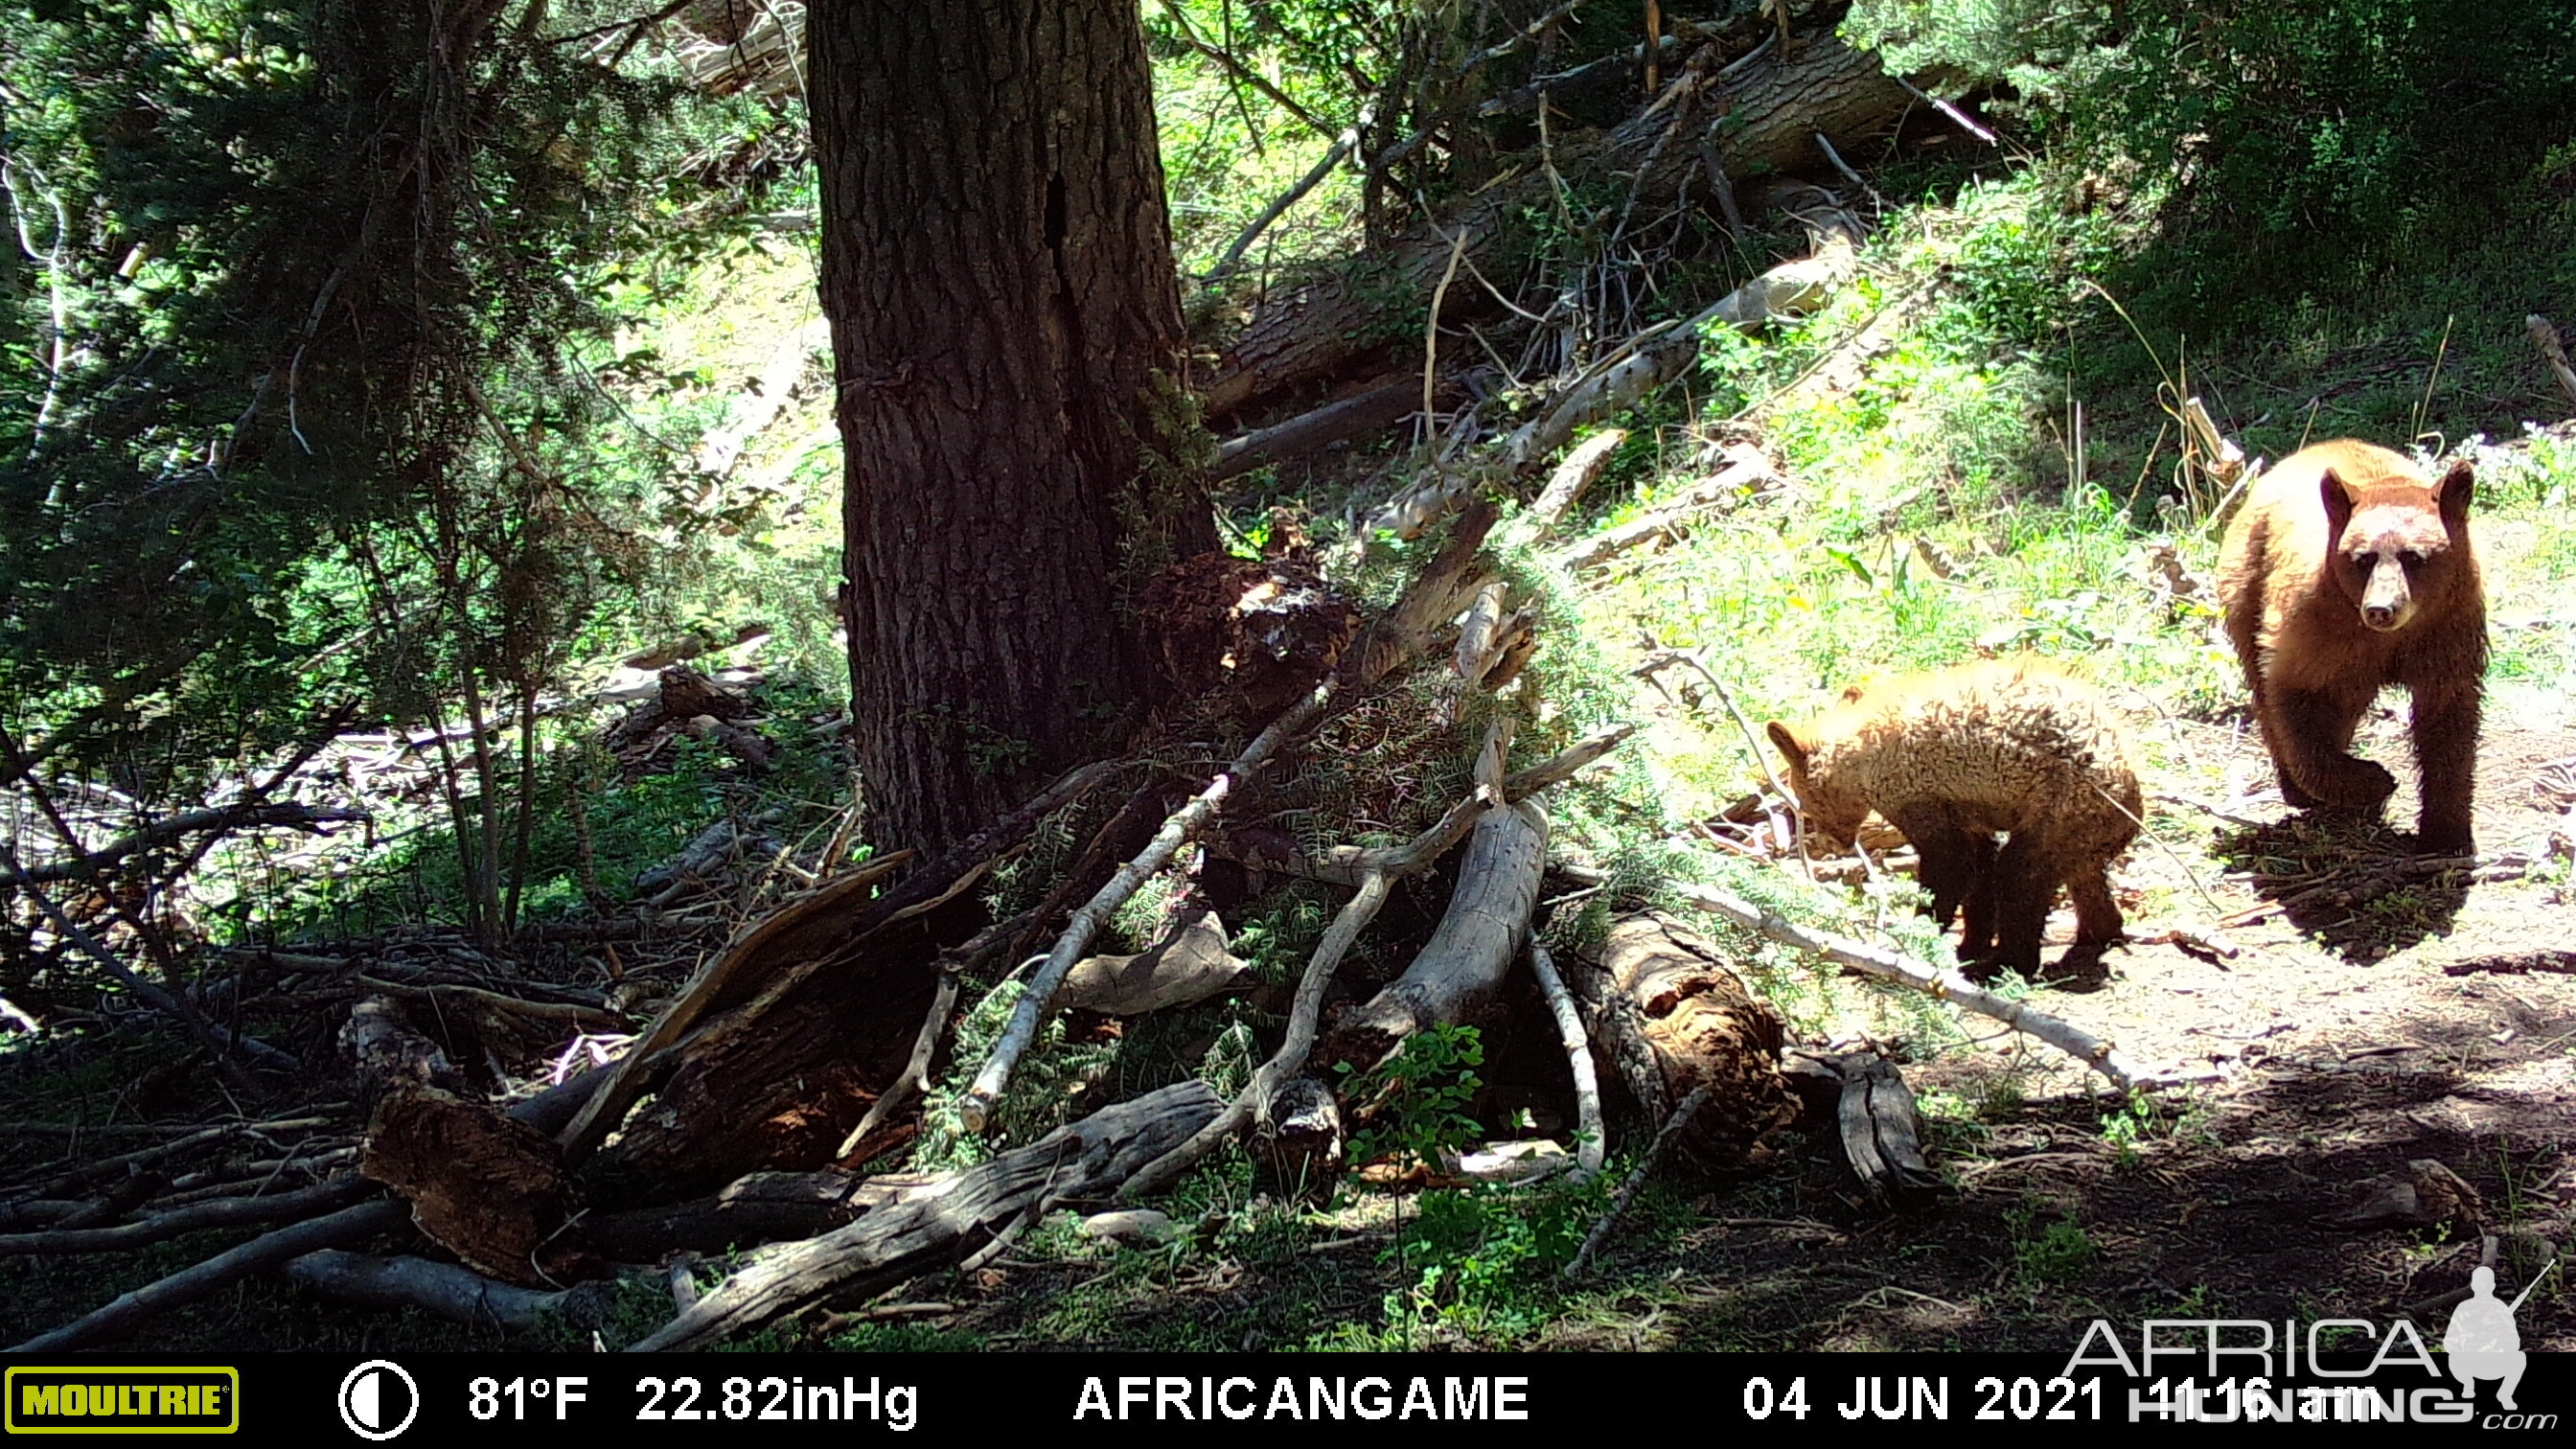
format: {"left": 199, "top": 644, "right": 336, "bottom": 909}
{"left": 586, "top": 1169, "right": 928, "bottom": 1261}
{"left": 1116, "top": 759, "right": 1533, "bottom": 1201}
{"left": 0, "top": 1174, "right": 378, "bottom": 1257}
{"left": 1322, "top": 798, "right": 1548, "bottom": 1072}
{"left": 7, "top": 1199, "right": 404, "bottom": 1352}
{"left": 1500, "top": 724, "right": 1637, "bottom": 799}
{"left": 0, "top": 802, "right": 365, "bottom": 888}
{"left": 1520, "top": 427, "right": 1628, "bottom": 538}
{"left": 1640, "top": 874, "right": 2150, "bottom": 1090}
{"left": 1151, "top": 0, "right": 1335, "bottom": 138}
{"left": 1205, "top": 128, "right": 1358, "bottom": 286}
{"left": 8, "top": 1116, "right": 339, "bottom": 1200}
{"left": 962, "top": 504, "right": 1498, "bottom": 1129}
{"left": 834, "top": 968, "right": 959, "bottom": 1161}
{"left": 1554, "top": 446, "right": 1775, "bottom": 569}
{"left": 1565, "top": 1084, "right": 1709, "bottom": 1279}
{"left": 354, "top": 975, "right": 632, "bottom": 1030}
{"left": 2176, "top": 393, "right": 2257, "bottom": 529}
{"left": 1344, "top": 498, "right": 1500, "bottom": 683}
{"left": 284, "top": 1249, "right": 598, "bottom": 1334}
{"left": 632, "top": 1081, "right": 1222, "bottom": 1350}
{"left": 0, "top": 843, "right": 300, "bottom": 1078}
{"left": 1527, "top": 940, "right": 1603, "bottom": 1183}
{"left": 1502, "top": 240, "right": 1849, "bottom": 475}
{"left": 958, "top": 696, "right": 1317, "bottom": 1132}
{"left": 1116, "top": 876, "right": 1388, "bottom": 1204}
{"left": 1452, "top": 582, "right": 1509, "bottom": 687}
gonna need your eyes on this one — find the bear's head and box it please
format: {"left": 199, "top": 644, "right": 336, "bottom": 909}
{"left": 1764, "top": 719, "right": 1869, "bottom": 851}
{"left": 2321, "top": 456, "right": 2472, "bottom": 633}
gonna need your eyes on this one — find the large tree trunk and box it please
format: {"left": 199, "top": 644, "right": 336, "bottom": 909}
{"left": 813, "top": 2, "right": 1218, "bottom": 853}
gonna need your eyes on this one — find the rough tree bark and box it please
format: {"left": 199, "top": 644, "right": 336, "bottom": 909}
{"left": 813, "top": 2, "right": 1219, "bottom": 852}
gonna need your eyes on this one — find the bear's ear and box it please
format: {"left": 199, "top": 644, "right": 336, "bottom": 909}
{"left": 1765, "top": 721, "right": 1808, "bottom": 770}
{"left": 2319, "top": 467, "right": 2356, "bottom": 536}
{"left": 2433, "top": 458, "right": 2473, "bottom": 528}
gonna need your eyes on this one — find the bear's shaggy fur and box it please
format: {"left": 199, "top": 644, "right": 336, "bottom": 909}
{"left": 1766, "top": 659, "right": 2142, "bottom": 980}
{"left": 2216, "top": 439, "right": 2485, "bottom": 853}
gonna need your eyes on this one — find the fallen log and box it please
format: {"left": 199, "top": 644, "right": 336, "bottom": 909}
{"left": 1321, "top": 799, "right": 1549, "bottom": 1074}
{"left": 362, "top": 1086, "right": 590, "bottom": 1286}
{"left": 586, "top": 1169, "right": 939, "bottom": 1261}
{"left": 556, "top": 846, "right": 916, "bottom": 1161}
{"left": 568, "top": 761, "right": 1127, "bottom": 1191}
{"left": 1565, "top": 912, "right": 1797, "bottom": 1174}
{"left": 285, "top": 1249, "right": 606, "bottom": 1335}
{"left": 1211, "top": 374, "right": 1421, "bottom": 481}
{"left": 1200, "top": 30, "right": 1909, "bottom": 422}
{"left": 630, "top": 1080, "right": 1223, "bottom": 1351}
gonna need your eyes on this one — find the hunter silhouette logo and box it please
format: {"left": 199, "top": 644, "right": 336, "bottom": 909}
{"left": 2443, "top": 1262, "right": 2547, "bottom": 1411}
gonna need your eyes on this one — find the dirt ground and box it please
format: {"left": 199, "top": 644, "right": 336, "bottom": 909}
{"left": 1630, "top": 688, "right": 2576, "bottom": 1354}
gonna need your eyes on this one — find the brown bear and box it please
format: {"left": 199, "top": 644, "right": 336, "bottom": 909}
{"left": 2216, "top": 439, "right": 2484, "bottom": 853}
{"left": 1765, "top": 658, "right": 2143, "bottom": 980}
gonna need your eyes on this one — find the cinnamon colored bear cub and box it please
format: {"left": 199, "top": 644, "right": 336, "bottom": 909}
{"left": 2216, "top": 440, "right": 2485, "bottom": 853}
{"left": 1765, "top": 659, "right": 2143, "bottom": 980}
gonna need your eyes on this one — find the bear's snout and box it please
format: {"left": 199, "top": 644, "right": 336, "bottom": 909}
{"left": 2360, "top": 560, "right": 2412, "bottom": 631}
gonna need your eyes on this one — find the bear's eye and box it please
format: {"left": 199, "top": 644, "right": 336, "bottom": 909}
{"left": 2399, "top": 549, "right": 2426, "bottom": 566}
{"left": 2353, "top": 551, "right": 2379, "bottom": 568}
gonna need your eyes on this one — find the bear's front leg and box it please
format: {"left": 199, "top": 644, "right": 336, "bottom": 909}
{"left": 1957, "top": 833, "right": 2001, "bottom": 964}
{"left": 2271, "top": 683, "right": 2396, "bottom": 814}
{"left": 1885, "top": 804, "right": 1981, "bottom": 931}
{"left": 2407, "top": 680, "right": 2480, "bottom": 854}
{"left": 1983, "top": 832, "right": 2052, "bottom": 978}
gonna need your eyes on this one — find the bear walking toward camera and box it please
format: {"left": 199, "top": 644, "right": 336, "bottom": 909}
{"left": 2216, "top": 440, "right": 2485, "bottom": 853}
{"left": 1765, "top": 659, "right": 2142, "bottom": 981}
